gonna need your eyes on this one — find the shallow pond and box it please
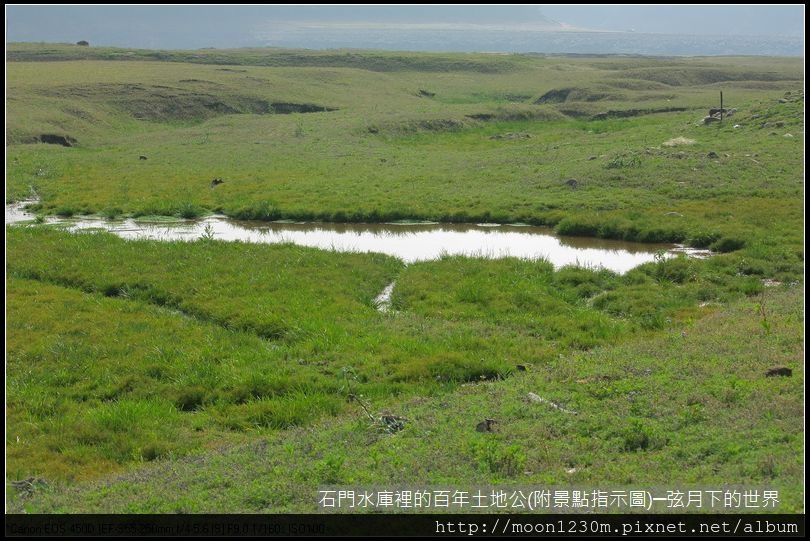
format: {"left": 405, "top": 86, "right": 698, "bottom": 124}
{"left": 6, "top": 201, "right": 708, "bottom": 273}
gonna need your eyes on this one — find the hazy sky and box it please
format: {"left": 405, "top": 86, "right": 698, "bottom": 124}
{"left": 5, "top": 5, "right": 805, "bottom": 50}
{"left": 540, "top": 5, "right": 804, "bottom": 36}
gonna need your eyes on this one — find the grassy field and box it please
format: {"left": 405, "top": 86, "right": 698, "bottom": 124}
{"left": 7, "top": 46, "right": 803, "bottom": 250}
{"left": 5, "top": 44, "right": 804, "bottom": 513}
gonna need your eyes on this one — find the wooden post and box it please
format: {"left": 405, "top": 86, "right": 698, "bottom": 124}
{"left": 720, "top": 91, "right": 723, "bottom": 123}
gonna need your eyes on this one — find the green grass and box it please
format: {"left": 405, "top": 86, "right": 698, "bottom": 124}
{"left": 8, "top": 282, "right": 803, "bottom": 512}
{"left": 5, "top": 44, "right": 804, "bottom": 513}
{"left": 6, "top": 46, "right": 803, "bottom": 257}
{"left": 6, "top": 226, "right": 801, "bottom": 497}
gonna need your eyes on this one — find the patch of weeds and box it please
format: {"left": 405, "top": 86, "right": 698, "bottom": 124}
{"left": 233, "top": 201, "right": 281, "bottom": 221}
{"left": 555, "top": 217, "right": 599, "bottom": 237}
{"left": 173, "top": 386, "right": 210, "bottom": 412}
{"left": 315, "top": 453, "right": 346, "bottom": 484}
{"left": 639, "top": 311, "right": 665, "bottom": 330}
{"left": 456, "top": 283, "right": 488, "bottom": 304}
{"left": 200, "top": 223, "right": 215, "bottom": 241}
{"left": 176, "top": 202, "right": 203, "bottom": 219}
{"left": 653, "top": 256, "right": 698, "bottom": 284}
{"left": 711, "top": 236, "right": 746, "bottom": 253}
{"left": 469, "top": 439, "right": 526, "bottom": 477}
{"left": 102, "top": 207, "right": 123, "bottom": 220}
{"left": 619, "top": 418, "right": 668, "bottom": 452}
{"left": 689, "top": 231, "right": 721, "bottom": 249}
{"left": 140, "top": 442, "right": 169, "bottom": 461}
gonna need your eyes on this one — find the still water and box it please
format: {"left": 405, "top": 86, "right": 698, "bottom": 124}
{"left": 6, "top": 202, "right": 708, "bottom": 274}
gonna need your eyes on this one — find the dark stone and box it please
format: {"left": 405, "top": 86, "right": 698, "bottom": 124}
{"left": 475, "top": 419, "right": 497, "bottom": 432}
{"left": 564, "top": 178, "right": 579, "bottom": 188}
{"left": 418, "top": 89, "right": 436, "bottom": 98}
{"left": 765, "top": 367, "right": 792, "bottom": 377}
{"left": 516, "top": 364, "right": 527, "bottom": 372}
{"left": 210, "top": 178, "right": 224, "bottom": 187}
{"left": 139, "top": 155, "right": 148, "bottom": 160}
{"left": 707, "top": 151, "right": 719, "bottom": 159}
{"left": 76, "top": 40, "right": 89, "bottom": 46}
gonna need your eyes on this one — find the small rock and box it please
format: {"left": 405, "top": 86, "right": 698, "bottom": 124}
{"left": 139, "top": 155, "right": 148, "bottom": 160}
{"left": 733, "top": 124, "right": 742, "bottom": 129}
{"left": 769, "top": 131, "right": 778, "bottom": 136}
{"left": 516, "top": 364, "right": 527, "bottom": 372}
{"left": 210, "top": 178, "right": 224, "bottom": 187}
{"left": 703, "top": 116, "right": 720, "bottom": 124}
{"left": 775, "top": 121, "right": 786, "bottom": 128}
{"left": 783, "top": 133, "right": 793, "bottom": 138}
{"left": 778, "top": 98, "right": 788, "bottom": 103}
{"left": 564, "top": 178, "right": 579, "bottom": 188}
{"left": 566, "top": 468, "right": 577, "bottom": 474}
{"left": 706, "top": 151, "right": 719, "bottom": 159}
{"left": 588, "top": 155, "right": 597, "bottom": 160}
{"left": 765, "top": 367, "right": 792, "bottom": 377}
{"left": 475, "top": 419, "right": 497, "bottom": 432}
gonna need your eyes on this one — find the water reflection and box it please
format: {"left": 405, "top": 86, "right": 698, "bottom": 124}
{"left": 6, "top": 202, "right": 710, "bottom": 273}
